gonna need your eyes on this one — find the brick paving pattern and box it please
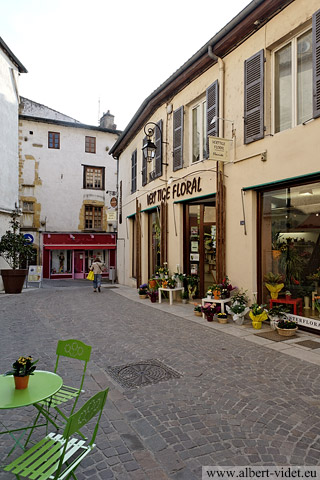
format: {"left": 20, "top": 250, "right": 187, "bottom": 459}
{"left": 1, "top": 282, "right": 320, "bottom": 479}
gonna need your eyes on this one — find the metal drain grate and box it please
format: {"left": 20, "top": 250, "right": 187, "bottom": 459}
{"left": 107, "top": 359, "right": 182, "bottom": 389}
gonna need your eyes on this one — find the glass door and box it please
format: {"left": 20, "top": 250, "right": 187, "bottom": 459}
{"left": 74, "top": 251, "right": 85, "bottom": 279}
{"left": 185, "top": 201, "right": 216, "bottom": 298}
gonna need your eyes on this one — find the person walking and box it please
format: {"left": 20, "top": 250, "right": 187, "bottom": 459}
{"left": 90, "top": 257, "right": 105, "bottom": 292}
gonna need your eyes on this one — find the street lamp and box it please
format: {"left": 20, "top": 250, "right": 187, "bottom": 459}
{"left": 142, "top": 122, "right": 168, "bottom": 165}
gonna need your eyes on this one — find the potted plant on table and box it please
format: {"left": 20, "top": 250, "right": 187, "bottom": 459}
{"left": 4, "top": 355, "right": 38, "bottom": 389}
{"left": 166, "top": 278, "right": 176, "bottom": 289}
{"left": 264, "top": 272, "right": 284, "bottom": 299}
{"left": 276, "top": 318, "right": 298, "bottom": 337}
{"left": 226, "top": 290, "right": 249, "bottom": 325}
{"left": 174, "top": 272, "right": 185, "bottom": 288}
{"left": 0, "top": 209, "right": 35, "bottom": 294}
{"left": 138, "top": 283, "right": 148, "bottom": 299}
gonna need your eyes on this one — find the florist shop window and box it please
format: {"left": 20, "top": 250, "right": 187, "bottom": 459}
{"left": 260, "top": 182, "right": 320, "bottom": 318}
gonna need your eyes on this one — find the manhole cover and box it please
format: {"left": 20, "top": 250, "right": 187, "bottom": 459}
{"left": 295, "top": 340, "right": 320, "bottom": 349}
{"left": 107, "top": 359, "right": 182, "bottom": 389}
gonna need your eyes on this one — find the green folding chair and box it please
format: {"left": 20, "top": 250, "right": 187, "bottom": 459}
{"left": 27, "top": 339, "right": 92, "bottom": 442}
{"left": 4, "top": 388, "right": 109, "bottom": 479}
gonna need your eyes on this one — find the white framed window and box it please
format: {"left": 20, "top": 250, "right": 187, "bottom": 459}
{"left": 273, "top": 28, "right": 312, "bottom": 133}
{"left": 190, "top": 99, "right": 207, "bottom": 163}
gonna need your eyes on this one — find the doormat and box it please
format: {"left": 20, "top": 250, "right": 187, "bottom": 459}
{"left": 254, "top": 330, "right": 297, "bottom": 342}
{"left": 294, "top": 340, "right": 320, "bottom": 349}
{"left": 107, "top": 359, "right": 182, "bottom": 389}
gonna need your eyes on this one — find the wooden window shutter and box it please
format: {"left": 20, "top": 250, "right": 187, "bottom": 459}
{"left": 206, "top": 80, "right": 219, "bottom": 157}
{"left": 313, "top": 9, "right": 320, "bottom": 119}
{"left": 173, "top": 106, "right": 184, "bottom": 171}
{"left": 142, "top": 136, "right": 147, "bottom": 186}
{"left": 244, "top": 49, "right": 264, "bottom": 144}
{"left": 131, "top": 150, "right": 137, "bottom": 193}
{"left": 154, "top": 119, "right": 163, "bottom": 178}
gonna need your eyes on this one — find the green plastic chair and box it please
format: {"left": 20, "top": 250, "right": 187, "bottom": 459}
{"left": 28, "top": 339, "right": 92, "bottom": 440}
{"left": 4, "top": 388, "right": 109, "bottom": 479}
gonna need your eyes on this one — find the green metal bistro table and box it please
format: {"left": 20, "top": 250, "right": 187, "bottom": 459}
{"left": 0, "top": 370, "right": 63, "bottom": 457}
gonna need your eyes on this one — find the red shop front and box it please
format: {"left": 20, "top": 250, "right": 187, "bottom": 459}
{"left": 42, "top": 233, "right": 116, "bottom": 280}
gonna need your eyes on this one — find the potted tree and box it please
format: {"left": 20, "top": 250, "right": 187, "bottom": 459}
{"left": 0, "top": 210, "right": 35, "bottom": 294}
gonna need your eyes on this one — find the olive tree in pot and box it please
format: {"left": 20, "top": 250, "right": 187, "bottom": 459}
{"left": 0, "top": 210, "right": 35, "bottom": 293}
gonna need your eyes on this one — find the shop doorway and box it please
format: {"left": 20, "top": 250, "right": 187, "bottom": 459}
{"left": 184, "top": 199, "right": 216, "bottom": 298}
{"left": 74, "top": 251, "right": 85, "bottom": 279}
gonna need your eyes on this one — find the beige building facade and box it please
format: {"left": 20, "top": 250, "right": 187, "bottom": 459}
{"left": 111, "top": 0, "right": 320, "bottom": 331}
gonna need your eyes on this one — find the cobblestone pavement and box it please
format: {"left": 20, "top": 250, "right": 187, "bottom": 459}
{"left": 1, "top": 282, "right": 320, "bottom": 479}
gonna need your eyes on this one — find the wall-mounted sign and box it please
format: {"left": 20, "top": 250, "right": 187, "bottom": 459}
{"left": 190, "top": 253, "right": 200, "bottom": 261}
{"left": 191, "top": 264, "right": 198, "bottom": 275}
{"left": 110, "top": 197, "right": 117, "bottom": 208}
{"left": 209, "top": 136, "right": 232, "bottom": 161}
{"left": 147, "top": 176, "right": 202, "bottom": 206}
{"left": 107, "top": 211, "right": 117, "bottom": 221}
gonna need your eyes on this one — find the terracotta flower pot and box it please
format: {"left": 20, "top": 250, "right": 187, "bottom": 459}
{"left": 14, "top": 375, "right": 29, "bottom": 389}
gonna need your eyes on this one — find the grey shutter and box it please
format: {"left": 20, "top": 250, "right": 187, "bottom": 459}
{"left": 206, "top": 80, "right": 219, "bottom": 157}
{"left": 142, "top": 137, "right": 147, "bottom": 186}
{"left": 154, "top": 119, "right": 163, "bottom": 178}
{"left": 173, "top": 106, "right": 184, "bottom": 171}
{"left": 244, "top": 49, "right": 264, "bottom": 144}
{"left": 131, "top": 150, "right": 137, "bottom": 193}
{"left": 313, "top": 9, "right": 320, "bottom": 118}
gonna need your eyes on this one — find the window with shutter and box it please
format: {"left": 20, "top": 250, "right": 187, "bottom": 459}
{"left": 131, "top": 150, "right": 137, "bottom": 194}
{"left": 273, "top": 28, "right": 313, "bottom": 132}
{"left": 244, "top": 50, "right": 264, "bottom": 143}
{"left": 154, "top": 119, "right": 163, "bottom": 178}
{"left": 313, "top": 9, "right": 320, "bottom": 118}
{"left": 206, "top": 80, "right": 219, "bottom": 157}
{"left": 173, "top": 106, "right": 184, "bottom": 171}
{"left": 142, "top": 137, "right": 147, "bottom": 186}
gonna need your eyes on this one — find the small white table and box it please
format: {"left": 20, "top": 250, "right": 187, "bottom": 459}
{"left": 158, "top": 287, "right": 184, "bottom": 305}
{"left": 201, "top": 297, "right": 231, "bottom": 319}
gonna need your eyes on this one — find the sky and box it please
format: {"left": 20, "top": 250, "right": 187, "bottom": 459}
{"left": 1, "top": 0, "right": 250, "bottom": 131}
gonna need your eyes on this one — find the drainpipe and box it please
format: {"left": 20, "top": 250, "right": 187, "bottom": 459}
{"left": 208, "top": 45, "right": 225, "bottom": 137}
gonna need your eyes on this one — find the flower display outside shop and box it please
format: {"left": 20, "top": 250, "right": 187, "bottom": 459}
{"left": 277, "top": 319, "right": 298, "bottom": 329}
{"left": 314, "top": 296, "right": 320, "bottom": 316}
{"left": 201, "top": 302, "right": 221, "bottom": 321}
{"left": 226, "top": 290, "right": 249, "bottom": 325}
{"left": 138, "top": 284, "right": 148, "bottom": 296}
{"left": 264, "top": 272, "right": 285, "bottom": 299}
{"left": 5, "top": 356, "right": 38, "bottom": 377}
{"left": 249, "top": 297, "right": 268, "bottom": 329}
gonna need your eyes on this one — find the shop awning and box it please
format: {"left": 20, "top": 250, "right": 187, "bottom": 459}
{"left": 243, "top": 171, "right": 320, "bottom": 191}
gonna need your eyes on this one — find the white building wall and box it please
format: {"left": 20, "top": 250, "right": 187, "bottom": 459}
{"left": 19, "top": 118, "right": 119, "bottom": 244}
{"left": 0, "top": 47, "right": 22, "bottom": 283}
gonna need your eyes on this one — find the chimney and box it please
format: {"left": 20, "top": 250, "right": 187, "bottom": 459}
{"left": 100, "top": 110, "right": 117, "bottom": 129}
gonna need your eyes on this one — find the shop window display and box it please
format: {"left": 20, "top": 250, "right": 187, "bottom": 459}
{"left": 51, "top": 250, "right": 72, "bottom": 274}
{"left": 260, "top": 181, "right": 320, "bottom": 319}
